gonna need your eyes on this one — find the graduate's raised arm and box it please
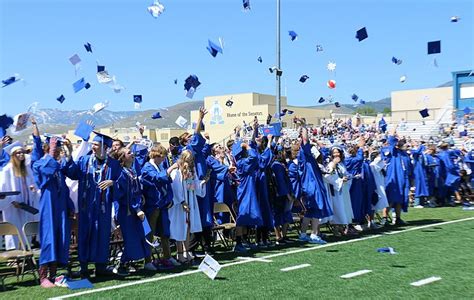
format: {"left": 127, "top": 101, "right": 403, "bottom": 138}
{"left": 195, "top": 107, "right": 208, "bottom": 135}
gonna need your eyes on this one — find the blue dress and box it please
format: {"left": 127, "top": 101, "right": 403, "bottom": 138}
{"left": 115, "top": 168, "right": 150, "bottom": 262}
{"left": 33, "top": 155, "right": 74, "bottom": 266}
{"left": 298, "top": 142, "right": 332, "bottom": 219}
{"left": 345, "top": 148, "right": 365, "bottom": 222}
{"left": 63, "top": 154, "right": 121, "bottom": 264}
{"left": 235, "top": 148, "right": 262, "bottom": 226}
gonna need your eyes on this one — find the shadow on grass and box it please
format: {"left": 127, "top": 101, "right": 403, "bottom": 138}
{"left": 391, "top": 265, "right": 407, "bottom": 268}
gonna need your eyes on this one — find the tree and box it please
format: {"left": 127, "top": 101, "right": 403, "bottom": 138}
{"left": 382, "top": 107, "right": 391, "bottom": 115}
{"left": 355, "top": 106, "right": 376, "bottom": 116}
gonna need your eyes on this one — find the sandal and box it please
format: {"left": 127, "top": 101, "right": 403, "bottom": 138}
{"left": 177, "top": 252, "right": 187, "bottom": 264}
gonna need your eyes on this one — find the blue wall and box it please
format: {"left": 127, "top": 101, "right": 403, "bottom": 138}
{"left": 453, "top": 70, "right": 474, "bottom": 114}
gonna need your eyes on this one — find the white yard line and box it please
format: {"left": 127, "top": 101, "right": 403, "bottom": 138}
{"left": 280, "top": 264, "right": 311, "bottom": 272}
{"left": 410, "top": 276, "right": 442, "bottom": 286}
{"left": 340, "top": 269, "right": 372, "bottom": 279}
{"left": 51, "top": 217, "right": 474, "bottom": 300}
{"left": 236, "top": 256, "right": 273, "bottom": 263}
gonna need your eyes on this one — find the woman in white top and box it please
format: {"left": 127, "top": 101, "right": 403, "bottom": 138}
{"left": 0, "top": 144, "right": 40, "bottom": 249}
{"left": 168, "top": 150, "right": 207, "bottom": 263}
{"left": 369, "top": 150, "right": 389, "bottom": 212}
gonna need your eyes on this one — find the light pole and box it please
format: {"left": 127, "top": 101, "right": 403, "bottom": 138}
{"left": 276, "top": 0, "right": 282, "bottom": 122}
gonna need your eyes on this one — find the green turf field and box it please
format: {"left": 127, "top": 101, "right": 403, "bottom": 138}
{"left": 2, "top": 207, "right": 473, "bottom": 299}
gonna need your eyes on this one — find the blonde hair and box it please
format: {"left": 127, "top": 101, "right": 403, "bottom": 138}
{"left": 10, "top": 149, "right": 27, "bottom": 178}
{"left": 111, "top": 147, "right": 129, "bottom": 167}
{"left": 149, "top": 144, "right": 167, "bottom": 159}
{"left": 178, "top": 150, "right": 195, "bottom": 180}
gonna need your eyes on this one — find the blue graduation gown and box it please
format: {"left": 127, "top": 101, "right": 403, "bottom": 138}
{"left": 115, "top": 168, "right": 150, "bottom": 262}
{"left": 362, "top": 159, "right": 377, "bottom": 214}
{"left": 425, "top": 154, "right": 438, "bottom": 196}
{"left": 255, "top": 146, "right": 274, "bottom": 229}
{"left": 33, "top": 155, "right": 74, "bottom": 266}
{"left": 288, "top": 160, "right": 302, "bottom": 200}
{"left": 186, "top": 134, "right": 213, "bottom": 228}
{"left": 345, "top": 148, "right": 365, "bottom": 222}
{"left": 235, "top": 148, "right": 262, "bottom": 226}
{"left": 438, "top": 149, "right": 461, "bottom": 191}
{"left": 207, "top": 156, "right": 233, "bottom": 224}
{"left": 384, "top": 136, "right": 410, "bottom": 211}
{"left": 412, "top": 145, "right": 429, "bottom": 197}
{"left": 298, "top": 142, "right": 332, "bottom": 219}
{"left": 0, "top": 149, "right": 9, "bottom": 170}
{"left": 271, "top": 161, "right": 293, "bottom": 226}
{"left": 63, "top": 154, "right": 121, "bottom": 264}
{"left": 140, "top": 161, "right": 173, "bottom": 214}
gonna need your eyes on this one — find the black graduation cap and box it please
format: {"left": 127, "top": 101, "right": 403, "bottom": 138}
{"left": 427, "top": 40, "right": 441, "bottom": 55}
{"left": 92, "top": 131, "right": 113, "bottom": 148}
{"left": 226, "top": 98, "right": 234, "bottom": 107}
{"left": 133, "top": 95, "right": 143, "bottom": 103}
{"left": 318, "top": 97, "right": 325, "bottom": 103}
{"left": 207, "top": 39, "right": 223, "bottom": 57}
{"left": 334, "top": 102, "right": 341, "bottom": 108}
{"left": 286, "top": 109, "right": 294, "bottom": 115}
{"left": 184, "top": 75, "right": 201, "bottom": 91}
{"left": 351, "top": 94, "right": 359, "bottom": 101}
{"left": 174, "top": 79, "right": 178, "bottom": 85}
{"left": 243, "top": 0, "right": 250, "bottom": 10}
{"left": 97, "top": 65, "right": 105, "bottom": 72}
{"left": 0, "top": 114, "right": 14, "bottom": 138}
{"left": 299, "top": 75, "right": 309, "bottom": 83}
{"left": 356, "top": 27, "right": 368, "bottom": 42}
{"left": 257, "top": 56, "right": 263, "bottom": 63}
{"left": 392, "top": 56, "right": 402, "bottom": 65}
{"left": 419, "top": 108, "right": 429, "bottom": 118}
{"left": 85, "top": 83, "right": 91, "bottom": 89}
{"left": 84, "top": 42, "right": 93, "bottom": 53}
{"left": 152, "top": 112, "right": 162, "bottom": 119}
{"left": 57, "top": 95, "right": 65, "bottom": 103}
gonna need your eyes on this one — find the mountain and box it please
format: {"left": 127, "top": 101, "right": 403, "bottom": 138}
{"left": 304, "top": 97, "right": 392, "bottom": 115}
{"left": 32, "top": 109, "right": 138, "bottom": 126}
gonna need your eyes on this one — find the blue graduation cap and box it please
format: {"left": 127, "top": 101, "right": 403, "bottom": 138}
{"left": 184, "top": 75, "right": 201, "bottom": 92}
{"left": 85, "top": 82, "right": 91, "bottom": 89}
{"left": 92, "top": 131, "right": 113, "bottom": 148}
{"left": 66, "top": 279, "right": 94, "bottom": 290}
{"left": 2, "top": 75, "right": 20, "bottom": 88}
{"left": 44, "top": 134, "right": 64, "bottom": 147}
{"left": 377, "top": 247, "right": 397, "bottom": 254}
{"left": 351, "top": 94, "right": 359, "bottom": 101}
{"left": 57, "top": 95, "right": 65, "bottom": 103}
{"left": 0, "top": 114, "right": 14, "bottom": 138}
{"left": 356, "top": 27, "right": 368, "bottom": 42}
{"left": 334, "top": 102, "right": 341, "bottom": 108}
{"left": 450, "top": 16, "right": 460, "bottom": 22}
{"left": 299, "top": 75, "right": 309, "bottom": 83}
{"left": 243, "top": 0, "right": 250, "bottom": 10}
{"left": 359, "top": 99, "right": 366, "bottom": 105}
{"left": 419, "top": 108, "right": 429, "bottom": 118}
{"left": 152, "top": 111, "right": 162, "bottom": 119}
{"left": 392, "top": 56, "right": 402, "bottom": 65}
{"left": 97, "top": 65, "right": 105, "bottom": 72}
{"left": 427, "top": 40, "right": 441, "bottom": 54}
{"left": 84, "top": 42, "right": 93, "bottom": 53}
{"left": 286, "top": 109, "right": 294, "bottom": 115}
{"left": 232, "top": 140, "right": 244, "bottom": 158}
{"left": 133, "top": 95, "right": 143, "bottom": 103}
{"left": 73, "top": 78, "right": 86, "bottom": 93}
{"left": 174, "top": 79, "right": 178, "bottom": 85}
{"left": 463, "top": 107, "right": 471, "bottom": 115}
{"left": 288, "top": 30, "right": 298, "bottom": 41}
{"left": 257, "top": 56, "right": 263, "bottom": 63}
{"left": 318, "top": 97, "right": 325, "bottom": 103}
{"left": 74, "top": 121, "right": 94, "bottom": 141}
{"left": 207, "top": 39, "right": 223, "bottom": 58}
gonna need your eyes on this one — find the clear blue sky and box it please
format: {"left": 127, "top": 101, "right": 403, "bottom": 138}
{"left": 1, "top": 0, "right": 473, "bottom": 116}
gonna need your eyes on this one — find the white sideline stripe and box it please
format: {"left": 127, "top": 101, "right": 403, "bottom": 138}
{"left": 340, "top": 269, "right": 372, "bottom": 279}
{"left": 237, "top": 256, "right": 273, "bottom": 263}
{"left": 410, "top": 276, "right": 442, "bottom": 286}
{"left": 280, "top": 264, "right": 311, "bottom": 272}
{"left": 50, "top": 217, "right": 474, "bottom": 300}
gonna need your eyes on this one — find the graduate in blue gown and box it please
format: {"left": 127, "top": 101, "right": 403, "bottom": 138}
{"left": 32, "top": 134, "right": 74, "bottom": 287}
{"left": 296, "top": 122, "right": 332, "bottom": 244}
{"left": 384, "top": 126, "right": 411, "bottom": 225}
{"left": 424, "top": 144, "right": 439, "bottom": 206}
{"left": 140, "top": 144, "right": 178, "bottom": 270}
{"left": 253, "top": 134, "right": 274, "bottom": 246}
{"left": 411, "top": 143, "right": 430, "bottom": 207}
{"left": 344, "top": 138, "right": 367, "bottom": 224}
{"left": 437, "top": 142, "right": 462, "bottom": 205}
{"left": 112, "top": 147, "right": 150, "bottom": 276}
{"left": 63, "top": 132, "right": 121, "bottom": 278}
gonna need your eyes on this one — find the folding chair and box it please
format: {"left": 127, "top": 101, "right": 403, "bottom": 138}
{"left": 212, "top": 203, "right": 236, "bottom": 249}
{"left": 0, "top": 222, "right": 37, "bottom": 289}
{"left": 21, "top": 222, "right": 40, "bottom": 280}
{"left": 109, "top": 226, "right": 124, "bottom": 264}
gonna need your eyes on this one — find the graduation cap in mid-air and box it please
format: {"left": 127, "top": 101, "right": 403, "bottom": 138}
{"left": 73, "top": 78, "right": 86, "bottom": 93}
{"left": 69, "top": 54, "right": 81, "bottom": 66}
{"left": 184, "top": 75, "right": 201, "bottom": 99}
{"left": 85, "top": 83, "right": 91, "bottom": 89}
{"left": 288, "top": 30, "right": 298, "bottom": 41}
{"left": 74, "top": 121, "right": 94, "bottom": 141}
{"left": 0, "top": 114, "right": 14, "bottom": 138}
{"left": 174, "top": 79, "right": 178, "bottom": 85}
{"left": 257, "top": 56, "right": 263, "bottom": 63}
{"left": 450, "top": 16, "right": 460, "bottom": 22}
{"left": 316, "top": 45, "right": 323, "bottom": 52}
{"left": 243, "top": 0, "right": 250, "bottom": 10}
{"left": 97, "top": 65, "right": 105, "bottom": 72}
{"left": 463, "top": 107, "right": 471, "bottom": 115}
{"left": 151, "top": 112, "right": 162, "bottom": 119}
{"left": 318, "top": 97, "right": 325, "bottom": 103}
{"left": 2, "top": 75, "right": 21, "bottom": 88}
{"left": 207, "top": 39, "right": 223, "bottom": 57}
{"left": 57, "top": 95, "right": 65, "bottom": 103}
{"left": 355, "top": 27, "right": 368, "bottom": 42}
{"left": 133, "top": 95, "right": 143, "bottom": 103}
{"left": 175, "top": 116, "right": 188, "bottom": 128}
{"left": 427, "top": 40, "right": 441, "bottom": 55}
{"left": 299, "top": 75, "right": 309, "bottom": 83}
{"left": 392, "top": 56, "right": 402, "bottom": 65}
{"left": 226, "top": 98, "right": 234, "bottom": 107}
{"left": 419, "top": 108, "right": 430, "bottom": 118}
{"left": 84, "top": 42, "right": 93, "bottom": 53}
{"left": 351, "top": 94, "right": 359, "bottom": 101}
{"left": 334, "top": 102, "right": 341, "bottom": 108}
